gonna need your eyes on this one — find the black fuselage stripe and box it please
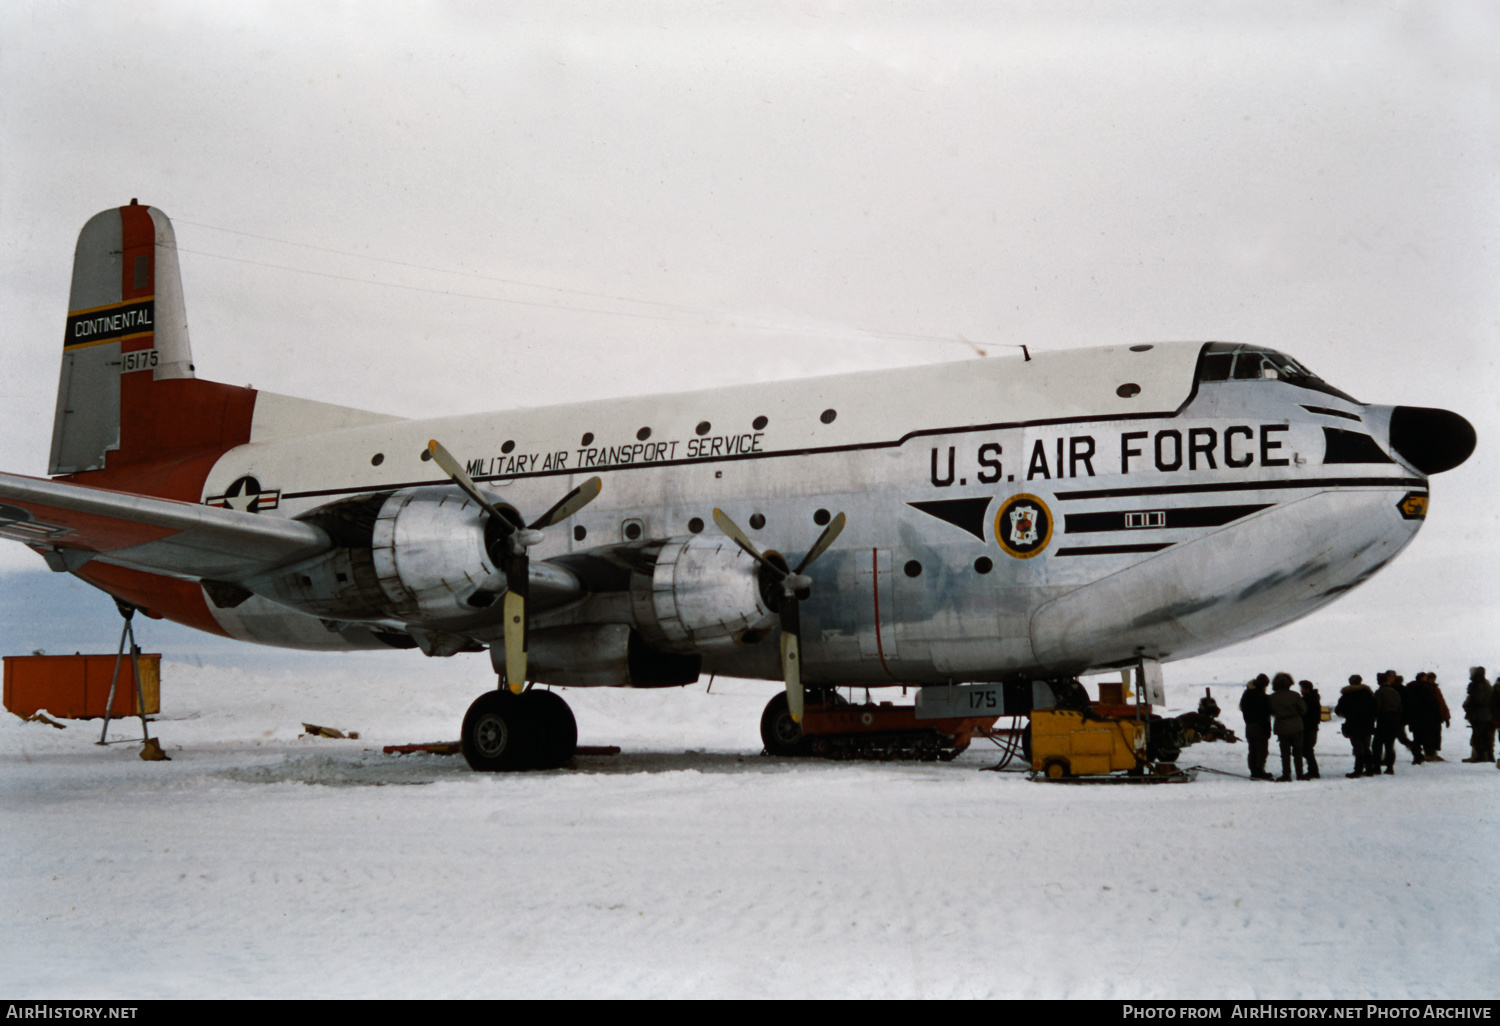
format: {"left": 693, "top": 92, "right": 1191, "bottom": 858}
{"left": 1064, "top": 503, "right": 1273, "bottom": 534}
{"left": 274, "top": 410, "right": 1420, "bottom": 507}
{"left": 1054, "top": 543, "right": 1175, "bottom": 556}
{"left": 1301, "top": 405, "right": 1363, "bottom": 422}
{"left": 1053, "top": 477, "right": 1424, "bottom": 501}
{"left": 278, "top": 408, "right": 1190, "bottom": 501}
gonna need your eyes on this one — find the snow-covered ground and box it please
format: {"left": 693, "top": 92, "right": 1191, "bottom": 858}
{"left": 2, "top": 659, "right": 1496, "bottom": 999}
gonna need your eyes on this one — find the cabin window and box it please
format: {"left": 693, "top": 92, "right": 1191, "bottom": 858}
{"left": 1197, "top": 351, "right": 1233, "bottom": 382}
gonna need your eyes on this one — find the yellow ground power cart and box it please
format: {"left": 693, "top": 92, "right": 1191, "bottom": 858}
{"left": 1031, "top": 709, "right": 1145, "bottom": 778}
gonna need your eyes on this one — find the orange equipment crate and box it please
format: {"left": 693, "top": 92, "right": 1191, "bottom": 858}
{"left": 3, "top": 653, "right": 161, "bottom": 719}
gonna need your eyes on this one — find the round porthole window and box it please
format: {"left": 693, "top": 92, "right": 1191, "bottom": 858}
{"left": 1116, "top": 383, "right": 1141, "bottom": 398}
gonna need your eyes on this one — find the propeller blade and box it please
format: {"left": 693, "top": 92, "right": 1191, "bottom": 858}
{"left": 501, "top": 589, "right": 526, "bottom": 694}
{"left": 793, "top": 512, "right": 846, "bottom": 575}
{"left": 712, "top": 508, "right": 780, "bottom": 575}
{"left": 780, "top": 631, "right": 804, "bottom": 722}
{"left": 428, "top": 449, "right": 600, "bottom": 696}
{"left": 528, "top": 476, "right": 603, "bottom": 530}
{"left": 428, "top": 439, "right": 511, "bottom": 530}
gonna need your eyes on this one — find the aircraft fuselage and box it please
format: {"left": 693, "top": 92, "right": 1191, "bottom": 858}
{"left": 183, "top": 340, "right": 1442, "bottom": 685}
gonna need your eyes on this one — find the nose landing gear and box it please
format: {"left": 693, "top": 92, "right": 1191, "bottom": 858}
{"left": 461, "top": 687, "right": 578, "bottom": 771}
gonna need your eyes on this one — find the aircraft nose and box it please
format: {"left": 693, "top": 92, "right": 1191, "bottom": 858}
{"left": 1388, "top": 406, "right": 1476, "bottom": 475}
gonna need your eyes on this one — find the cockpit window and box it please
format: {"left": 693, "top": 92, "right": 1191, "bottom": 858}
{"left": 1195, "top": 342, "right": 1361, "bottom": 404}
{"left": 1232, "top": 352, "right": 1266, "bottom": 380}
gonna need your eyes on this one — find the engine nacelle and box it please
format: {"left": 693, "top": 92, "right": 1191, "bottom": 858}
{"left": 511, "top": 624, "right": 704, "bottom": 688}
{"left": 371, "top": 487, "right": 506, "bottom": 620}
{"left": 629, "top": 533, "right": 777, "bottom": 653}
{"left": 241, "top": 487, "right": 507, "bottom": 624}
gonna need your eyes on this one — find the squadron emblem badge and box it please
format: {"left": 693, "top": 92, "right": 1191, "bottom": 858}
{"left": 995, "top": 494, "right": 1053, "bottom": 559}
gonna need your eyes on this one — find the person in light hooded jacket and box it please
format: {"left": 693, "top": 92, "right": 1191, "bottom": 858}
{"left": 1267, "top": 672, "right": 1307, "bottom": 782}
{"left": 1374, "top": 671, "right": 1405, "bottom": 775}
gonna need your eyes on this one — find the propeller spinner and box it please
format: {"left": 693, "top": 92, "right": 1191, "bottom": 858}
{"left": 428, "top": 439, "right": 602, "bottom": 693}
{"left": 712, "top": 508, "right": 846, "bottom": 722}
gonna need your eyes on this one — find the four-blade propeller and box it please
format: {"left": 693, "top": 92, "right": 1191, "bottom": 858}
{"left": 428, "top": 439, "right": 602, "bottom": 693}
{"left": 712, "top": 507, "right": 846, "bottom": 722}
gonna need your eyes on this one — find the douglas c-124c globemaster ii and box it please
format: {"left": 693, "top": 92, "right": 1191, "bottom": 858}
{"left": 0, "top": 203, "right": 1476, "bottom": 769}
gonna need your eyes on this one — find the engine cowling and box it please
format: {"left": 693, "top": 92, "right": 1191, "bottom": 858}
{"left": 629, "top": 533, "right": 777, "bottom": 653}
{"left": 241, "top": 487, "right": 511, "bottom": 624}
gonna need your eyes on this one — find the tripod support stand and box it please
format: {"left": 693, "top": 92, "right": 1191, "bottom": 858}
{"left": 96, "top": 600, "right": 155, "bottom": 750}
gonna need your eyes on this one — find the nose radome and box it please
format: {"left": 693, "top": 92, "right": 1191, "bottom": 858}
{"left": 1388, "top": 407, "right": 1476, "bottom": 475}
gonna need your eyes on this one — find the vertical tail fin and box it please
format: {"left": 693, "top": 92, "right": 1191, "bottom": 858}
{"left": 49, "top": 203, "right": 255, "bottom": 498}
{"left": 51, "top": 201, "right": 197, "bottom": 474}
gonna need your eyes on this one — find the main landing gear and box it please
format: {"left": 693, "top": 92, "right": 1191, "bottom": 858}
{"left": 461, "top": 688, "right": 578, "bottom": 771}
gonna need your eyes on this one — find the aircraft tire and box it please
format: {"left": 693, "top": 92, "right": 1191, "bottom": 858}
{"left": 518, "top": 690, "right": 577, "bottom": 769}
{"left": 461, "top": 690, "right": 531, "bottom": 772}
{"left": 760, "top": 692, "right": 812, "bottom": 757}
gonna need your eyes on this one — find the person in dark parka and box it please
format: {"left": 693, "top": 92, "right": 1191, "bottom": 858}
{"left": 1463, "top": 667, "right": 1495, "bottom": 762}
{"left": 1374, "top": 671, "right": 1405, "bottom": 774}
{"left": 1410, "top": 672, "right": 1448, "bottom": 761}
{"left": 1336, "top": 674, "right": 1378, "bottom": 777}
{"left": 1298, "top": 679, "right": 1322, "bottom": 779}
{"left": 1404, "top": 672, "right": 1436, "bottom": 765}
{"left": 1491, "top": 682, "right": 1500, "bottom": 769}
{"left": 1268, "top": 672, "right": 1307, "bottom": 781}
{"left": 1239, "top": 674, "right": 1273, "bottom": 780}
{"left": 1388, "top": 671, "right": 1422, "bottom": 764}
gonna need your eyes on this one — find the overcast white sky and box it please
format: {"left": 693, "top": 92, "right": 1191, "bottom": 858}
{"left": 1, "top": 1, "right": 1496, "bottom": 685}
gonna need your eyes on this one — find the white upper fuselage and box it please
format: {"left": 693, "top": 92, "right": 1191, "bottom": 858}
{"left": 193, "top": 341, "right": 1427, "bottom": 683}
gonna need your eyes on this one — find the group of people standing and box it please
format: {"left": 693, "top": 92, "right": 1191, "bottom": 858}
{"left": 1238, "top": 667, "right": 1500, "bottom": 780}
{"left": 1238, "top": 673, "right": 1323, "bottom": 780}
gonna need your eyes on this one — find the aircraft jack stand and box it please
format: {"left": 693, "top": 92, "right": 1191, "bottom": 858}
{"left": 96, "top": 601, "right": 169, "bottom": 761}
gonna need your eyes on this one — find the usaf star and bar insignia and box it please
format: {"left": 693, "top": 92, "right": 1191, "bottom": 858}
{"left": 206, "top": 476, "right": 281, "bottom": 514}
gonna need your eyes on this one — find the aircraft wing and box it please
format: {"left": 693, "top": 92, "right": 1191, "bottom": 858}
{"left": 0, "top": 471, "right": 330, "bottom": 581}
